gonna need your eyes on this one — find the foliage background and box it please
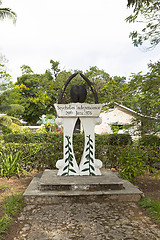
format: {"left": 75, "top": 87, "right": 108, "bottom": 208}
{"left": 0, "top": 60, "right": 159, "bottom": 135}
{"left": 1, "top": 133, "right": 159, "bottom": 173}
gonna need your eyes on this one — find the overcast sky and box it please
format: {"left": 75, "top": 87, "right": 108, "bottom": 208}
{"left": 0, "top": 0, "right": 160, "bottom": 82}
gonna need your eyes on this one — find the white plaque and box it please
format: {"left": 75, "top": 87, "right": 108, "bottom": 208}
{"left": 54, "top": 103, "right": 103, "bottom": 117}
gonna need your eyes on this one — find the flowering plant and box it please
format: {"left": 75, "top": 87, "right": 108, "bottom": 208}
{"left": 44, "top": 122, "right": 62, "bottom": 133}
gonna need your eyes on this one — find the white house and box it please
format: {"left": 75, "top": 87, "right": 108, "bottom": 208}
{"left": 95, "top": 102, "right": 141, "bottom": 139}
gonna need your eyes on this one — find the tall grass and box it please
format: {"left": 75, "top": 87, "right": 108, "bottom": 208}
{"left": 139, "top": 197, "right": 160, "bottom": 222}
{"left": 0, "top": 194, "right": 24, "bottom": 239}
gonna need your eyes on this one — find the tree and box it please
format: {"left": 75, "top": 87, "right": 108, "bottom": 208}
{"left": 14, "top": 65, "right": 57, "bottom": 124}
{"left": 20, "top": 65, "right": 34, "bottom": 75}
{"left": 0, "top": 0, "right": 17, "bottom": 24}
{"left": 127, "top": 61, "right": 160, "bottom": 133}
{"left": 50, "top": 60, "right": 61, "bottom": 78}
{"left": 0, "top": 54, "right": 11, "bottom": 93}
{"left": 126, "top": 0, "right": 160, "bottom": 48}
{"left": 0, "top": 55, "right": 24, "bottom": 117}
{"left": 1, "top": 61, "right": 64, "bottom": 124}
{"left": 47, "top": 64, "right": 129, "bottom": 105}
{"left": 52, "top": 66, "right": 112, "bottom": 104}
{"left": 84, "top": 66, "right": 110, "bottom": 103}
{"left": 100, "top": 76, "right": 129, "bottom": 106}
{"left": 3, "top": 58, "right": 159, "bottom": 133}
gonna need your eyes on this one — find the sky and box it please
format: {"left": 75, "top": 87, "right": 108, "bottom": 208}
{"left": 0, "top": 0, "right": 160, "bottom": 82}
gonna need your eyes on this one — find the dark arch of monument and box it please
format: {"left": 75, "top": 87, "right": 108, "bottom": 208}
{"left": 58, "top": 72, "right": 99, "bottom": 104}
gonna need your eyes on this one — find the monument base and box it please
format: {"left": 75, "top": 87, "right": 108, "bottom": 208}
{"left": 23, "top": 169, "right": 143, "bottom": 204}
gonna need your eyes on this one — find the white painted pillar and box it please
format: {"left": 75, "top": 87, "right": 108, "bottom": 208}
{"left": 56, "top": 117, "right": 80, "bottom": 176}
{"left": 79, "top": 117, "right": 102, "bottom": 175}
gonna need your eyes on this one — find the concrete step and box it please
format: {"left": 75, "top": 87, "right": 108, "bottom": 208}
{"left": 38, "top": 169, "right": 124, "bottom": 191}
{"left": 23, "top": 169, "right": 143, "bottom": 204}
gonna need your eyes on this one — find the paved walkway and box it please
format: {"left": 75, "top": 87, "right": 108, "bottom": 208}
{"left": 14, "top": 202, "right": 160, "bottom": 240}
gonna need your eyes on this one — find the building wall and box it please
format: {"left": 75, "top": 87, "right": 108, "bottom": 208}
{"left": 95, "top": 106, "right": 137, "bottom": 136}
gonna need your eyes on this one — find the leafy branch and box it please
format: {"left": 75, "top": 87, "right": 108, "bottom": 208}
{"left": 82, "top": 135, "right": 95, "bottom": 175}
{"left": 62, "top": 136, "right": 76, "bottom": 176}
{"left": 126, "top": 0, "right": 160, "bottom": 48}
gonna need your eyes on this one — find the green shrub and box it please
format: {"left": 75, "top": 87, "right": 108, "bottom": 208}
{"left": 0, "top": 115, "right": 12, "bottom": 127}
{"left": 36, "top": 126, "right": 47, "bottom": 134}
{"left": 107, "top": 134, "right": 132, "bottom": 146}
{"left": 117, "top": 146, "right": 160, "bottom": 181}
{"left": 117, "top": 146, "right": 147, "bottom": 181}
{"left": 110, "top": 125, "right": 120, "bottom": 134}
{"left": 1, "top": 134, "right": 131, "bottom": 170}
{"left": 21, "top": 127, "right": 31, "bottom": 134}
{"left": 3, "top": 133, "right": 132, "bottom": 146}
{"left": 0, "top": 151, "right": 28, "bottom": 178}
{"left": 0, "top": 115, "right": 23, "bottom": 136}
{"left": 144, "top": 146, "right": 160, "bottom": 169}
{"left": 0, "top": 142, "right": 63, "bottom": 170}
{"left": 139, "top": 135, "right": 160, "bottom": 146}
{"left": 3, "top": 132, "right": 63, "bottom": 144}
{"left": 2, "top": 126, "right": 12, "bottom": 135}
{"left": 9, "top": 123, "right": 22, "bottom": 134}
{"left": 2, "top": 133, "right": 159, "bottom": 175}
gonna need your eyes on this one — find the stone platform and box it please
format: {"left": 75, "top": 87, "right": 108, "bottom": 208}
{"left": 23, "top": 169, "right": 143, "bottom": 204}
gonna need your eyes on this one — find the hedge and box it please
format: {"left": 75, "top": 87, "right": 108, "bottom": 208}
{"left": 1, "top": 143, "right": 159, "bottom": 171}
{"left": 138, "top": 135, "right": 160, "bottom": 147}
{"left": 1, "top": 133, "right": 159, "bottom": 171}
{"left": 0, "top": 133, "right": 131, "bottom": 170}
{"left": 3, "top": 133, "right": 132, "bottom": 145}
{"left": 3, "top": 132, "right": 63, "bottom": 144}
{"left": 0, "top": 143, "right": 115, "bottom": 170}
{"left": 0, "top": 143, "right": 159, "bottom": 170}
{"left": 0, "top": 142, "right": 63, "bottom": 170}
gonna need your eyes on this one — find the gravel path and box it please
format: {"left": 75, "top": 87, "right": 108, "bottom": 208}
{"left": 14, "top": 202, "right": 160, "bottom": 240}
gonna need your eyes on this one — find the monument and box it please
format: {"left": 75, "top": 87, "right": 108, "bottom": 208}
{"left": 54, "top": 72, "right": 103, "bottom": 176}
{"left": 23, "top": 72, "right": 143, "bottom": 204}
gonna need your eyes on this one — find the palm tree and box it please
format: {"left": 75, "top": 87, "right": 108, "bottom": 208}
{"left": 0, "top": 0, "right": 17, "bottom": 24}
{"left": 127, "top": 0, "right": 151, "bottom": 7}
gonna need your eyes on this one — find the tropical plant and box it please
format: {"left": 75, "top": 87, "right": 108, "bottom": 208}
{"left": 0, "top": 115, "right": 23, "bottom": 135}
{"left": 3, "top": 58, "right": 160, "bottom": 129}
{"left": 0, "top": 0, "right": 17, "bottom": 24}
{"left": 127, "top": 0, "right": 152, "bottom": 8}
{"left": 0, "top": 151, "right": 27, "bottom": 178}
{"left": 111, "top": 125, "right": 120, "bottom": 134}
{"left": 117, "top": 146, "right": 147, "bottom": 181}
{"left": 0, "top": 104, "right": 25, "bottom": 118}
{"left": 36, "top": 126, "right": 47, "bottom": 134}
